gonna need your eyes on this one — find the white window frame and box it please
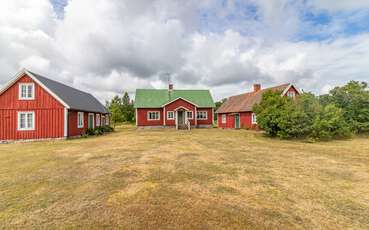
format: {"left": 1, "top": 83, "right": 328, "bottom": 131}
{"left": 17, "top": 111, "right": 35, "bottom": 131}
{"left": 222, "top": 114, "right": 226, "bottom": 124}
{"left": 19, "top": 83, "right": 35, "bottom": 100}
{"left": 77, "top": 112, "right": 84, "bottom": 128}
{"left": 197, "top": 111, "right": 208, "bottom": 120}
{"left": 167, "top": 111, "right": 174, "bottom": 120}
{"left": 287, "top": 91, "right": 296, "bottom": 98}
{"left": 252, "top": 113, "right": 257, "bottom": 124}
{"left": 187, "top": 111, "right": 193, "bottom": 119}
{"left": 147, "top": 111, "right": 160, "bottom": 121}
{"left": 96, "top": 114, "right": 100, "bottom": 127}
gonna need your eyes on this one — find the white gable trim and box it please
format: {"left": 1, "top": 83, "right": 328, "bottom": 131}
{"left": 0, "top": 69, "right": 70, "bottom": 109}
{"left": 174, "top": 106, "right": 190, "bottom": 111}
{"left": 161, "top": 97, "right": 199, "bottom": 108}
{"left": 281, "top": 84, "right": 302, "bottom": 96}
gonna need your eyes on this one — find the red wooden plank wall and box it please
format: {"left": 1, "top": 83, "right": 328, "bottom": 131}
{"left": 0, "top": 74, "right": 65, "bottom": 140}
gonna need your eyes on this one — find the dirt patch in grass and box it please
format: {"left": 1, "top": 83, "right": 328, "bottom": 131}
{"left": 0, "top": 125, "right": 369, "bottom": 229}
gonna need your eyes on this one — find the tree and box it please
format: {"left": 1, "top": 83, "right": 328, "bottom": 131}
{"left": 310, "top": 104, "right": 351, "bottom": 140}
{"left": 215, "top": 98, "right": 227, "bottom": 111}
{"left": 106, "top": 92, "right": 135, "bottom": 126}
{"left": 107, "top": 95, "right": 123, "bottom": 127}
{"left": 121, "top": 92, "right": 135, "bottom": 122}
{"left": 325, "top": 81, "right": 369, "bottom": 133}
{"left": 253, "top": 90, "right": 352, "bottom": 140}
{"left": 253, "top": 90, "right": 290, "bottom": 137}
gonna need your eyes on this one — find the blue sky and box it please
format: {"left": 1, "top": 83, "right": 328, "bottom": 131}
{"left": 0, "top": 0, "right": 368, "bottom": 101}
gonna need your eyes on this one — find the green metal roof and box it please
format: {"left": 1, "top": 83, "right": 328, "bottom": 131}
{"left": 134, "top": 89, "right": 215, "bottom": 108}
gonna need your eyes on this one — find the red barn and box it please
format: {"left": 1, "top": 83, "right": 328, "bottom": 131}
{"left": 134, "top": 84, "right": 215, "bottom": 129}
{"left": 0, "top": 69, "right": 109, "bottom": 141}
{"left": 216, "top": 83, "right": 301, "bottom": 129}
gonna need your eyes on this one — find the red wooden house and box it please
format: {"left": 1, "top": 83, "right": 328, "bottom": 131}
{"left": 216, "top": 83, "right": 301, "bottom": 129}
{"left": 0, "top": 69, "right": 109, "bottom": 141}
{"left": 134, "top": 84, "right": 215, "bottom": 129}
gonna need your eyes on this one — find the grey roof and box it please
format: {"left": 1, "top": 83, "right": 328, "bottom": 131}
{"left": 29, "top": 71, "right": 108, "bottom": 114}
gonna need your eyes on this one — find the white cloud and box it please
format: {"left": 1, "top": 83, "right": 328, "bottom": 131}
{"left": 309, "top": 0, "right": 369, "bottom": 12}
{"left": 0, "top": 0, "right": 368, "bottom": 102}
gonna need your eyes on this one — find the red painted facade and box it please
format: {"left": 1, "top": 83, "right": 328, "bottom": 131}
{"left": 217, "top": 85, "right": 300, "bottom": 129}
{"left": 0, "top": 72, "right": 108, "bottom": 141}
{"left": 68, "top": 111, "right": 104, "bottom": 137}
{"left": 136, "top": 98, "right": 213, "bottom": 127}
{"left": 217, "top": 112, "right": 257, "bottom": 129}
{"left": 0, "top": 74, "right": 65, "bottom": 140}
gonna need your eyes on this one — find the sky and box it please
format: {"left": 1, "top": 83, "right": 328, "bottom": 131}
{"left": 0, "top": 0, "right": 369, "bottom": 102}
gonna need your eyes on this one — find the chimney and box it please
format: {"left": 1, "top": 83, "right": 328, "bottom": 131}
{"left": 253, "top": 84, "right": 261, "bottom": 92}
{"left": 169, "top": 83, "right": 173, "bottom": 92}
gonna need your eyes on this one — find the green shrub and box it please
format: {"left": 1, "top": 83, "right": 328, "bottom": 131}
{"left": 94, "top": 127, "right": 105, "bottom": 136}
{"left": 321, "top": 81, "right": 369, "bottom": 134}
{"left": 103, "top": 126, "right": 114, "bottom": 132}
{"left": 85, "top": 128, "right": 95, "bottom": 136}
{"left": 84, "top": 126, "right": 114, "bottom": 136}
{"left": 310, "top": 104, "right": 351, "bottom": 140}
{"left": 253, "top": 89, "right": 355, "bottom": 141}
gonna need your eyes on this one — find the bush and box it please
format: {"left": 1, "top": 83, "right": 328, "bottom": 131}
{"left": 253, "top": 90, "right": 354, "bottom": 141}
{"left": 94, "top": 127, "right": 105, "bottom": 136}
{"left": 310, "top": 104, "right": 351, "bottom": 140}
{"left": 102, "top": 126, "right": 114, "bottom": 133}
{"left": 85, "top": 128, "right": 95, "bottom": 136}
{"left": 321, "top": 81, "right": 369, "bottom": 134}
{"left": 84, "top": 126, "right": 114, "bottom": 136}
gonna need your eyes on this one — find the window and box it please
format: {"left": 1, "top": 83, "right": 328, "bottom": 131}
{"left": 287, "top": 91, "right": 296, "bottom": 98}
{"left": 78, "top": 112, "right": 84, "bottom": 128}
{"left": 222, "top": 114, "right": 226, "bottom": 124}
{"left": 19, "top": 83, "right": 35, "bottom": 100}
{"left": 197, "top": 111, "right": 208, "bottom": 120}
{"left": 187, "top": 111, "right": 193, "bottom": 119}
{"left": 148, "top": 111, "right": 160, "bottom": 120}
{"left": 96, "top": 114, "right": 100, "bottom": 127}
{"left": 252, "top": 113, "right": 257, "bottom": 124}
{"left": 167, "top": 111, "right": 174, "bottom": 120}
{"left": 18, "top": 112, "right": 35, "bottom": 131}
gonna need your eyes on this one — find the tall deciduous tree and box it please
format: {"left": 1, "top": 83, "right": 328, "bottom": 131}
{"left": 323, "top": 81, "right": 369, "bottom": 133}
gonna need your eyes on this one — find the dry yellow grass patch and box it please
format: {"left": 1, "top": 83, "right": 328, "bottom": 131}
{"left": 0, "top": 125, "right": 368, "bottom": 229}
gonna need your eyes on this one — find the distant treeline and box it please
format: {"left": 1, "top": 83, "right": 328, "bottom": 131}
{"left": 254, "top": 81, "right": 369, "bottom": 141}
{"left": 105, "top": 92, "right": 135, "bottom": 126}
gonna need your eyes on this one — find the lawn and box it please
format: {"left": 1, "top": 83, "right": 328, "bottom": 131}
{"left": 0, "top": 125, "right": 369, "bottom": 229}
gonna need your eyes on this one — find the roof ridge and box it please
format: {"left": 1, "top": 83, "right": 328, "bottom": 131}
{"left": 29, "top": 71, "right": 92, "bottom": 96}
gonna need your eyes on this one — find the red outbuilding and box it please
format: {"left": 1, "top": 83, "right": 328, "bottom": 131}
{"left": 134, "top": 84, "right": 215, "bottom": 129}
{"left": 0, "top": 69, "right": 109, "bottom": 141}
{"left": 216, "top": 83, "right": 301, "bottom": 129}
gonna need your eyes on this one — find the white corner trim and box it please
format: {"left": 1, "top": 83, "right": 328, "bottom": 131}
{"left": 135, "top": 109, "right": 138, "bottom": 126}
{"left": 64, "top": 108, "right": 68, "bottom": 137}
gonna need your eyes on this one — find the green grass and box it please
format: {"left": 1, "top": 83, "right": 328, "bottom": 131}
{"left": 0, "top": 125, "right": 369, "bottom": 229}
